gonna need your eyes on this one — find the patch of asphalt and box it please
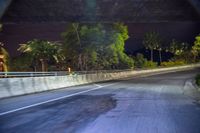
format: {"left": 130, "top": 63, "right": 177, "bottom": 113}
{"left": 0, "top": 94, "right": 117, "bottom": 133}
{"left": 183, "top": 79, "right": 200, "bottom": 102}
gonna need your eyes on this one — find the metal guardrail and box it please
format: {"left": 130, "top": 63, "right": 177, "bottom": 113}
{"left": 0, "top": 72, "right": 58, "bottom": 78}
{"left": 1, "top": 63, "right": 199, "bottom": 78}
{"left": 0, "top": 69, "right": 133, "bottom": 78}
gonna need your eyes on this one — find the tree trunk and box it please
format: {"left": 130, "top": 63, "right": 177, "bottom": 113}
{"left": 34, "top": 66, "right": 37, "bottom": 72}
{"left": 150, "top": 49, "right": 153, "bottom": 62}
{"left": 84, "top": 54, "right": 88, "bottom": 71}
{"left": 159, "top": 50, "right": 162, "bottom": 64}
{"left": 40, "top": 59, "right": 46, "bottom": 72}
{"left": 73, "top": 23, "right": 83, "bottom": 71}
{"left": 78, "top": 54, "right": 83, "bottom": 71}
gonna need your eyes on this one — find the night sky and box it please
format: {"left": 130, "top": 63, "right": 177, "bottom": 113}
{"left": 0, "top": 0, "right": 200, "bottom": 57}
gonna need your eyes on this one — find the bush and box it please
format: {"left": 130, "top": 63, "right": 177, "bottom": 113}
{"left": 196, "top": 74, "right": 200, "bottom": 87}
{"left": 119, "top": 55, "right": 135, "bottom": 69}
{"left": 144, "top": 61, "right": 157, "bottom": 68}
{"left": 134, "top": 53, "right": 148, "bottom": 68}
{"left": 10, "top": 55, "right": 33, "bottom": 71}
{"left": 161, "top": 60, "right": 186, "bottom": 67}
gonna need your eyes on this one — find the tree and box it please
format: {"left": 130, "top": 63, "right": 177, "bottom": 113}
{"left": 18, "top": 39, "right": 65, "bottom": 72}
{"left": 62, "top": 23, "right": 104, "bottom": 70}
{"left": 0, "top": 42, "right": 9, "bottom": 72}
{"left": 62, "top": 23, "right": 134, "bottom": 70}
{"left": 168, "top": 39, "right": 192, "bottom": 63}
{"left": 155, "top": 35, "right": 163, "bottom": 64}
{"left": 79, "top": 24, "right": 105, "bottom": 70}
{"left": 109, "top": 23, "right": 134, "bottom": 69}
{"left": 143, "top": 31, "right": 160, "bottom": 62}
{"left": 192, "top": 34, "right": 200, "bottom": 61}
{"left": 169, "top": 39, "right": 189, "bottom": 56}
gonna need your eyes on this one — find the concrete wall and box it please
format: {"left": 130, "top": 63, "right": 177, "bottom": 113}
{"left": 0, "top": 64, "right": 200, "bottom": 99}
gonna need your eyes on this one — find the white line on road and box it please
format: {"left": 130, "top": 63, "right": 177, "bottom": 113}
{"left": 93, "top": 83, "right": 103, "bottom": 88}
{"left": 0, "top": 83, "right": 116, "bottom": 116}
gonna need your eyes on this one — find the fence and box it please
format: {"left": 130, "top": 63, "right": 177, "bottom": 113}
{"left": 0, "top": 69, "right": 133, "bottom": 78}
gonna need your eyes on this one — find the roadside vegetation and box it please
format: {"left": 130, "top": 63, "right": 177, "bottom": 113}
{"left": 0, "top": 42, "right": 9, "bottom": 72}
{"left": 0, "top": 24, "right": 9, "bottom": 72}
{"left": 0, "top": 23, "right": 199, "bottom": 72}
{"left": 196, "top": 74, "right": 200, "bottom": 87}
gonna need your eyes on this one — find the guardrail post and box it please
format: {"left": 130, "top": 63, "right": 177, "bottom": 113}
{"left": 30, "top": 73, "right": 33, "bottom": 77}
{"left": 54, "top": 72, "right": 57, "bottom": 76}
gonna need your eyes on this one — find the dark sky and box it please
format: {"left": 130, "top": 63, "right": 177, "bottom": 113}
{"left": 0, "top": 0, "right": 200, "bottom": 56}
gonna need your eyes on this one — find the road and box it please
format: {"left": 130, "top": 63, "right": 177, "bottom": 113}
{"left": 0, "top": 68, "right": 200, "bottom": 133}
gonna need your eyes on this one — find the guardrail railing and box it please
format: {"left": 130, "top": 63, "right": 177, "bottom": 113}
{"left": 0, "top": 69, "right": 133, "bottom": 78}
{"left": 0, "top": 72, "right": 58, "bottom": 78}
{"left": 1, "top": 63, "right": 199, "bottom": 78}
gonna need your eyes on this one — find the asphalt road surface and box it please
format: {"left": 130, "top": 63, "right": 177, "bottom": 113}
{"left": 0, "top": 68, "right": 200, "bottom": 133}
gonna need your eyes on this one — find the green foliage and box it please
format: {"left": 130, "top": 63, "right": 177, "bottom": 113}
{"left": 173, "top": 51, "right": 194, "bottom": 64}
{"left": 161, "top": 60, "right": 186, "bottom": 67}
{"left": 18, "top": 39, "right": 64, "bottom": 71}
{"left": 0, "top": 43, "right": 9, "bottom": 71}
{"left": 18, "top": 40, "right": 64, "bottom": 62}
{"left": 169, "top": 39, "right": 190, "bottom": 55}
{"left": 167, "top": 39, "right": 194, "bottom": 63}
{"left": 143, "top": 31, "right": 160, "bottom": 50}
{"left": 191, "top": 34, "right": 200, "bottom": 62}
{"left": 10, "top": 55, "right": 33, "bottom": 71}
{"left": 62, "top": 23, "right": 134, "bottom": 70}
{"left": 144, "top": 61, "right": 157, "bottom": 68}
{"left": 134, "top": 53, "right": 148, "bottom": 68}
{"left": 194, "top": 34, "right": 200, "bottom": 49}
{"left": 134, "top": 53, "right": 160, "bottom": 69}
{"left": 196, "top": 74, "right": 200, "bottom": 87}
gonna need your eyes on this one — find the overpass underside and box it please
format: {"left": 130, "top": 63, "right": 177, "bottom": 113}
{"left": 1, "top": 0, "right": 200, "bottom": 23}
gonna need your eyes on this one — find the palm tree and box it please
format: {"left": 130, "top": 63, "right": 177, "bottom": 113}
{"left": 18, "top": 39, "right": 65, "bottom": 72}
{"left": 0, "top": 42, "right": 9, "bottom": 72}
{"left": 155, "top": 37, "right": 163, "bottom": 64}
{"left": 143, "top": 31, "right": 160, "bottom": 62}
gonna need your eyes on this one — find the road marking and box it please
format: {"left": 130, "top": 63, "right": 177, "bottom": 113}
{"left": 0, "top": 83, "right": 116, "bottom": 116}
{"left": 93, "top": 83, "right": 103, "bottom": 87}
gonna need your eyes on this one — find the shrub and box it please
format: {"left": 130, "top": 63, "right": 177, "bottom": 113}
{"left": 119, "top": 55, "right": 135, "bottom": 69}
{"left": 161, "top": 60, "right": 185, "bottom": 67}
{"left": 196, "top": 74, "right": 200, "bottom": 87}
{"left": 134, "top": 53, "right": 148, "bottom": 68}
{"left": 10, "top": 55, "right": 33, "bottom": 71}
{"left": 144, "top": 61, "right": 157, "bottom": 68}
